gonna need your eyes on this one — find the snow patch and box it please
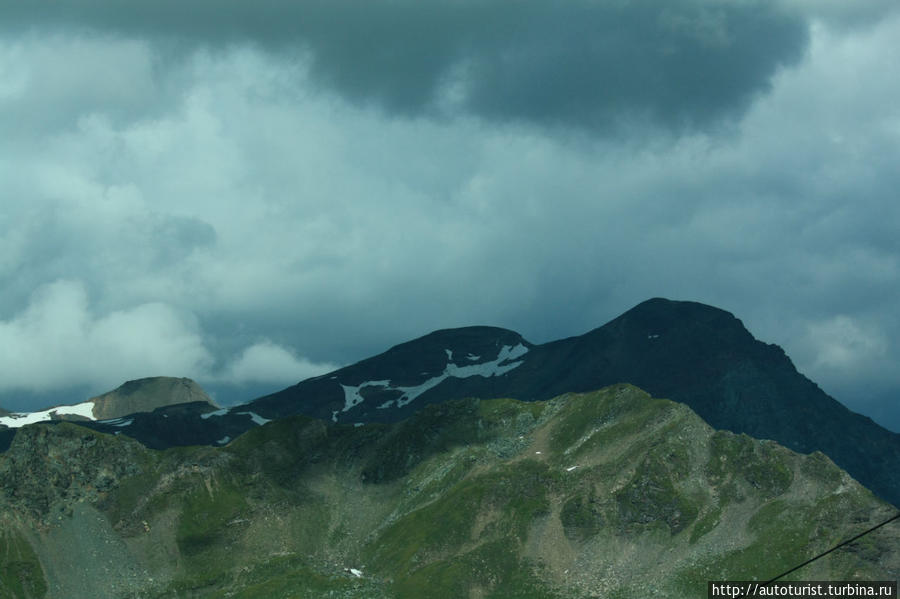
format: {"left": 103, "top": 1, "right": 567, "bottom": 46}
{"left": 234, "top": 411, "right": 271, "bottom": 426}
{"left": 332, "top": 344, "right": 530, "bottom": 417}
{"left": 112, "top": 418, "right": 134, "bottom": 428}
{"left": 466, "top": 353, "right": 480, "bottom": 361}
{"left": 340, "top": 380, "right": 391, "bottom": 414}
{"left": 201, "top": 408, "right": 228, "bottom": 420}
{"left": 55, "top": 401, "right": 96, "bottom": 420}
{"left": 216, "top": 435, "right": 231, "bottom": 445}
{"left": 392, "top": 343, "right": 529, "bottom": 408}
{"left": 445, "top": 349, "right": 453, "bottom": 361}
{"left": 200, "top": 408, "right": 269, "bottom": 426}
{"left": 566, "top": 466, "right": 578, "bottom": 472}
{"left": 0, "top": 400, "right": 97, "bottom": 429}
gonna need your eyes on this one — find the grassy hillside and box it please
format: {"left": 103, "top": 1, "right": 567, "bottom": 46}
{"left": 0, "top": 385, "right": 896, "bottom": 598}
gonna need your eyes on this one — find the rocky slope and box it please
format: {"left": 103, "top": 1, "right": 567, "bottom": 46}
{"left": 0, "top": 385, "right": 896, "bottom": 598}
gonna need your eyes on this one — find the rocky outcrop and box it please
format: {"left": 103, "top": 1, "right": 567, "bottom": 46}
{"left": 0, "top": 423, "right": 144, "bottom": 525}
{"left": 89, "top": 376, "right": 216, "bottom": 420}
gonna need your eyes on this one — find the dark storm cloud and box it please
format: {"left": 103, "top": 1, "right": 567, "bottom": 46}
{"left": 3, "top": 1, "right": 898, "bottom": 434}
{"left": 2, "top": 0, "right": 809, "bottom": 133}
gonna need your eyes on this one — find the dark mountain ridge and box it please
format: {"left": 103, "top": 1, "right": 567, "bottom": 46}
{"left": 251, "top": 298, "right": 900, "bottom": 506}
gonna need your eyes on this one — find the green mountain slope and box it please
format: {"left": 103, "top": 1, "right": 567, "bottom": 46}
{"left": 0, "top": 385, "right": 896, "bottom": 598}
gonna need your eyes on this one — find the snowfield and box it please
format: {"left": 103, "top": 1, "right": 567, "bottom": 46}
{"left": 0, "top": 400, "right": 96, "bottom": 428}
{"left": 334, "top": 344, "right": 529, "bottom": 418}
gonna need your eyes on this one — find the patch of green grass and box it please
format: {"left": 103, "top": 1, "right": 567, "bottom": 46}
{"left": 615, "top": 449, "right": 699, "bottom": 535}
{"left": 392, "top": 539, "right": 560, "bottom": 599}
{"left": 360, "top": 398, "right": 496, "bottom": 484}
{"left": 560, "top": 490, "right": 604, "bottom": 541}
{"left": 224, "top": 557, "right": 388, "bottom": 599}
{"left": 101, "top": 452, "right": 162, "bottom": 528}
{"left": 367, "top": 474, "right": 488, "bottom": 571}
{"left": 799, "top": 451, "right": 843, "bottom": 486}
{"left": 176, "top": 473, "right": 249, "bottom": 559}
{"left": 707, "top": 432, "right": 793, "bottom": 499}
{"left": 227, "top": 416, "right": 348, "bottom": 487}
{"left": 486, "top": 460, "right": 553, "bottom": 540}
{"left": 368, "top": 460, "right": 552, "bottom": 573}
{"left": 689, "top": 504, "right": 722, "bottom": 544}
{"left": 478, "top": 397, "right": 546, "bottom": 425}
{"left": 676, "top": 499, "right": 834, "bottom": 586}
{"left": 397, "top": 447, "right": 483, "bottom": 513}
{"left": 0, "top": 527, "right": 46, "bottom": 599}
{"left": 548, "top": 387, "right": 670, "bottom": 458}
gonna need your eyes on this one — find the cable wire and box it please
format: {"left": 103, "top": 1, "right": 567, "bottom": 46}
{"left": 735, "top": 511, "right": 900, "bottom": 598}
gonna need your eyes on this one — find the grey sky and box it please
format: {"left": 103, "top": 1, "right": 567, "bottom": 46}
{"left": 1, "top": 1, "right": 898, "bottom": 432}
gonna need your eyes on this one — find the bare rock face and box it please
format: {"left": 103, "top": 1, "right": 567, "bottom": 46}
{"left": 0, "top": 423, "right": 144, "bottom": 525}
{"left": 89, "top": 377, "right": 216, "bottom": 420}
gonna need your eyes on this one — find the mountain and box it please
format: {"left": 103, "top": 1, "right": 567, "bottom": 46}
{"left": 1, "top": 386, "right": 896, "bottom": 598}
{"left": 88, "top": 377, "right": 215, "bottom": 420}
{"left": 251, "top": 298, "right": 900, "bottom": 507}
{"left": 0, "top": 377, "right": 218, "bottom": 452}
{"left": 0, "top": 377, "right": 215, "bottom": 430}
{"left": 3, "top": 298, "right": 897, "bottom": 508}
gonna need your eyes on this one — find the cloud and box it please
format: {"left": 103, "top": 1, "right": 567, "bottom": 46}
{"left": 804, "top": 315, "right": 889, "bottom": 372}
{"left": 0, "top": 6, "right": 898, "bottom": 431}
{"left": 1, "top": 0, "right": 809, "bottom": 135}
{"left": 0, "top": 280, "right": 337, "bottom": 397}
{"left": 0, "top": 280, "right": 213, "bottom": 392}
{"left": 777, "top": 0, "right": 900, "bottom": 28}
{"left": 219, "top": 341, "right": 339, "bottom": 386}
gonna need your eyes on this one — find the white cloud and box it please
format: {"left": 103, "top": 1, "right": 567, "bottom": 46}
{"left": 0, "top": 280, "right": 337, "bottom": 396}
{"left": 218, "top": 341, "right": 339, "bottom": 386}
{"left": 804, "top": 315, "right": 890, "bottom": 372}
{"left": 0, "top": 280, "right": 212, "bottom": 392}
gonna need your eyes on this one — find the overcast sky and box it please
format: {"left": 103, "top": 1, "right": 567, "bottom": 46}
{"left": 1, "top": 0, "right": 898, "bottom": 432}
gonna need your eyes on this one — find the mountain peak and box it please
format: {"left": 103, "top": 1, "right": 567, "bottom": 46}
{"left": 601, "top": 297, "right": 750, "bottom": 340}
{"left": 378, "top": 325, "right": 530, "bottom": 368}
{"left": 248, "top": 297, "right": 900, "bottom": 506}
{"left": 90, "top": 376, "right": 216, "bottom": 420}
{"left": 252, "top": 325, "right": 532, "bottom": 424}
